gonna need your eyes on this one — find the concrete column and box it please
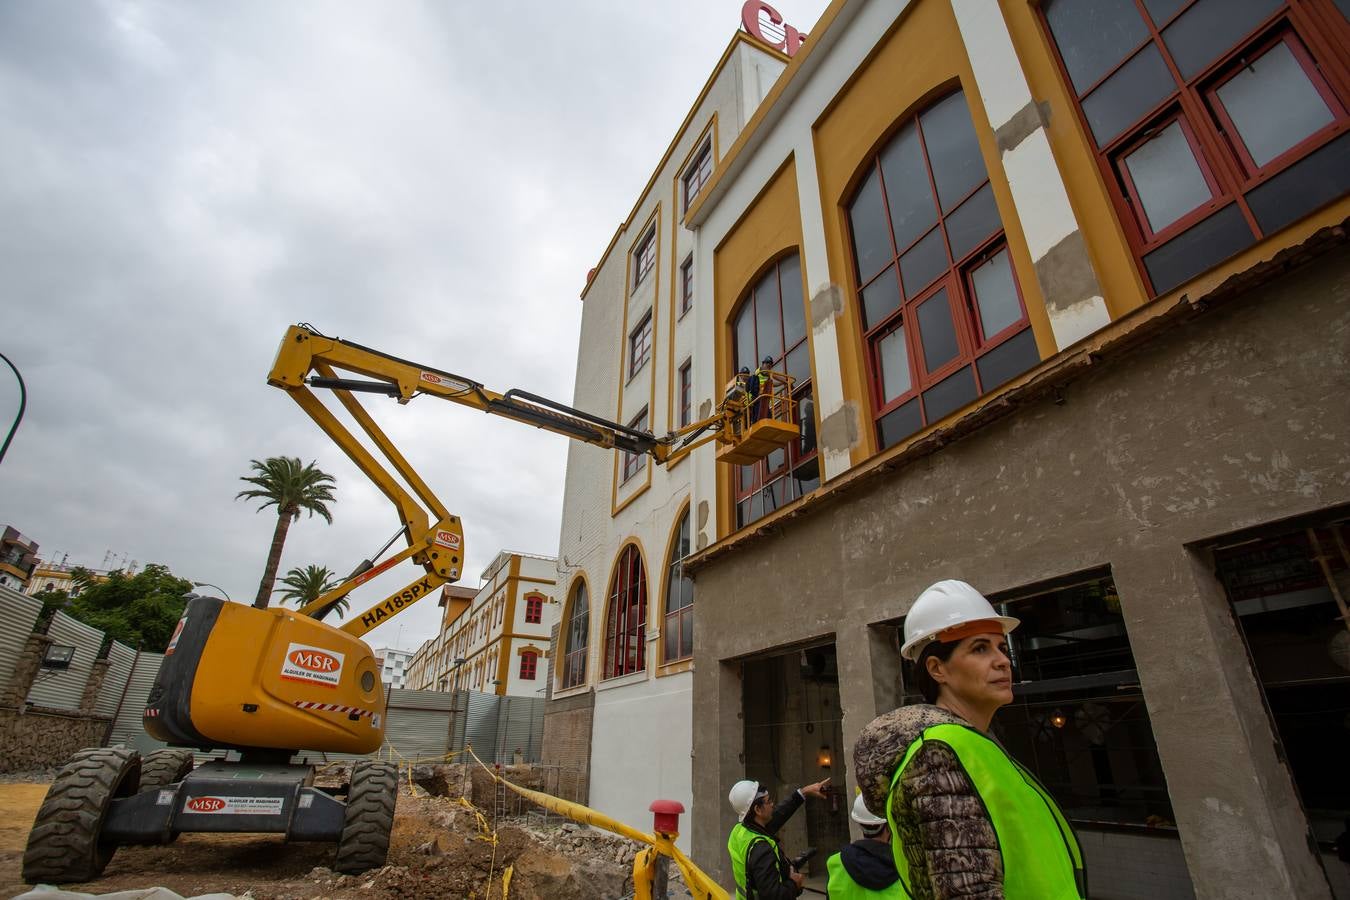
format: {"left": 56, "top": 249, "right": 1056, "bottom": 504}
{"left": 835, "top": 623, "right": 902, "bottom": 838}
{"left": 79, "top": 657, "right": 110, "bottom": 715}
{"left": 1113, "top": 546, "right": 1333, "bottom": 900}
{"left": 1, "top": 632, "right": 51, "bottom": 709}
{"left": 693, "top": 657, "right": 746, "bottom": 887}
{"left": 949, "top": 0, "right": 1111, "bottom": 350}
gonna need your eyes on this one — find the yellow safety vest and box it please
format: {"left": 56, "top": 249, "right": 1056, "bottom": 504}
{"left": 727, "top": 822, "right": 784, "bottom": 900}
{"left": 826, "top": 847, "right": 907, "bottom": 898}
{"left": 887, "top": 723, "right": 1086, "bottom": 899}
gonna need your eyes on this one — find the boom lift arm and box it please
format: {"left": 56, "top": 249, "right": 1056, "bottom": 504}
{"left": 266, "top": 324, "right": 798, "bottom": 637}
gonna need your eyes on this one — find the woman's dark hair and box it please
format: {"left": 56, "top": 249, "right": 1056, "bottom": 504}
{"left": 911, "top": 638, "right": 960, "bottom": 704}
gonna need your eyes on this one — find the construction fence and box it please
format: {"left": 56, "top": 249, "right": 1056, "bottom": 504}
{"left": 0, "top": 585, "right": 543, "bottom": 769}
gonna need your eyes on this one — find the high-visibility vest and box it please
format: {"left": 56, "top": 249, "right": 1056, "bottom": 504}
{"left": 727, "top": 822, "right": 784, "bottom": 899}
{"left": 886, "top": 723, "right": 1086, "bottom": 899}
{"left": 826, "top": 848, "right": 907, "bottom": 898}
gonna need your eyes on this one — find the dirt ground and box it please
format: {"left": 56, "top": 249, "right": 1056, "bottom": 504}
{"left": 0, "top": 779, "right": 662, "bottom": 900}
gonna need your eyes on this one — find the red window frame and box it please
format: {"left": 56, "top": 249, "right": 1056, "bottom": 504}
{"left": 680, "top": 254, "right": 695, "bottom": 316}
{"left": 663, "top": 511, "right": 694, "bottom": 662}
{"left": 524, "top": 594, "right": 543, "bottom": 624}
{"left": 730, "top": 254, "right": 818, "bottom": 530}
{"left": 603, "top": 545, "right": 647, "bottom": 679}
{"left": 1038, "top": 0, "right": 1350, "bottom": 292}
{"left": 621, "top": 407, "right": 648, "bottom": 483}
{"left": 1111, "top": 111, "right": 1224, "bottom": 244}
{"left": 683, "top": 141, "right": 713, "bottom": 212}
{"left": 628, "top": 311, "right": 653, "bottom": 378}
{"left": 633, "top": 228, "right": 656, "bottom": 288}
{"left": 562, "top": 581, "right": 588, "bottom": 689}
{"left": 519, "top": 652, "right": 538, "bottom": 681}
{"left": 678, "top": 359, "right": 693, "bottom": 428}
{"left": 847, "top": 90, "right": 1032, "bottom": 435}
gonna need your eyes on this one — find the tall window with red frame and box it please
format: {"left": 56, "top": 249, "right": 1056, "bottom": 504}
{"left": 1041, "top": 0, "right": 1350, "bottom": 296}
{"left": 663, "top": 510, "right": 694, "bottom": 662}
{"left": 680, "top": 254, "right": 695, "bottom": 316}
{"left": 621, "top": 407, "right": 648, "bottom": 483}
{"left": 604, "top": 545, "right": 647, "bottom": 678}
{"left": 683, "top": 140, "right": 713, "bottom": 211}
{"left": 562, "top": 580, "right": 588, "bottom": 689}
{"left": 633, "top": 228, "right": 656, "bottom": 288}
{"left": 629, "top": 311, "right": 653, "bottom": 378}
{"left": 524, "top": 593, "right": 543, "bottom": 624}
{"left": 519, "top": 652, "right": 538, "bottom": 681}
{"left": 732, "top": 253, "right": 819, "bottom": 529}
{"left": 678, "top": 359, "right": 693, "bottom": 428}
{"left": 847, "top": 90, "right": 1040, "bottom": 453}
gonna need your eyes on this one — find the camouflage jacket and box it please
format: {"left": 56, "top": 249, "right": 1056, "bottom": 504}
{"left": 852, "top": 704, "right": 1003, "bottom": 899}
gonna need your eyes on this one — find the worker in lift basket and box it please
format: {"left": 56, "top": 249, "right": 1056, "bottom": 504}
{"left": 825, "top": 793, "right": 904, "bottom": 898}
{"left": 727, "top": 777, "right": 831, "bottom": 898}
{"left": 852, "top": 580, "right": 1087, "bottom": 899}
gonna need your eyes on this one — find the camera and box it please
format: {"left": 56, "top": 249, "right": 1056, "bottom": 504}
{"left": 790, "top": 847, "right": 817, "bottom": 870}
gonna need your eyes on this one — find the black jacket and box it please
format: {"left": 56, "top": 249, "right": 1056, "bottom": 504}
{"left": 830, "top": 839, "right": 900, "bottom": 895}
{"left": 744, "top": 790, "right": 804, "bottom": 898}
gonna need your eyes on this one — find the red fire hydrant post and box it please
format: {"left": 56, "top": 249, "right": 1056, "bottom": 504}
{"left": 648, "top": 800, "right": 685, "bottom": 900}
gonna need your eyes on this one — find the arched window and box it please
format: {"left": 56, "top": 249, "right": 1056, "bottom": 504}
{"left": 664, "top": 510, "right": 695, "bottom": 662}
{"left": 731, "top": 252, "right": 818, "bottom": 529}
{"left": 562, "top": 580, "right": 589, "bottom": 689}
{"left": 847, "top": 89, "right": 1039, "bottom": 452}
{"left": 604, "top": 545, "right": 648, "bottom": 678}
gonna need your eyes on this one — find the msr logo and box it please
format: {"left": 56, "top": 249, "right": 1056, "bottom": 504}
{"left": 187, "top": 797, "right": 225, "bottom": 813}
{"left": 288, "top": 649, "right": 340, "bottom": 673}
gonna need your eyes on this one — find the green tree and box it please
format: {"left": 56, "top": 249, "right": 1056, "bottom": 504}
{"left": 277, "top": 564, "right": 347, "bottom": 619}
{"left": 236, "top": 457, "right": 336, "bottom": 609}
{"left": 62, "top": 563, "right": 192, "bottom": 650}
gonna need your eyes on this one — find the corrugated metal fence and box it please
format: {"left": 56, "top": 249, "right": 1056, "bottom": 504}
{"left": 1, "top": 584, "right": 544, "bottom": 764}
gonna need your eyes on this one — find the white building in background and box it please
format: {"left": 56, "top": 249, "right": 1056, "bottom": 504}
{"left": 542, "top": 18, "right": 791, "bottom": 851}
{"left": 404, "top": 552, "right": 558, "bottom": 698}
{"left": 371, "top": 646, "right": 413, "bottom": 690}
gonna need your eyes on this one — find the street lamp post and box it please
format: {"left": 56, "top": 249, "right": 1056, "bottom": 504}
{"left": 192, "top": 581, "right": 234, "bottom": 602}
{"left": 0, "top": 351, "right": 26, "bottom": 467}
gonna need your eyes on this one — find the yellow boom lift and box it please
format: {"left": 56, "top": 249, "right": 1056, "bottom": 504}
{"left": 23, "top": 324, "right": 800, "bottom": 883}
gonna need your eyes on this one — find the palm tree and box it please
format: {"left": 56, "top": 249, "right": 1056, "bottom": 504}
{"left": 236, "top": 457, "right": 336, "bottom": 609}
{"left": 277, "top": 564, "right": 347, "bottom": 618}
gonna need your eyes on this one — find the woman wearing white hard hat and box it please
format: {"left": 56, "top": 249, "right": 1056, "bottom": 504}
{"left": 824, "top": 793, "right": 904, "bottom": 897}
{"left": 851, "top": 580, "right": 1086, "bottom": 899}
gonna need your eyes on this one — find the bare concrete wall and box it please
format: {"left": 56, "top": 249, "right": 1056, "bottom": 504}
{"left": 691, "top": 250, "right": 1350, "bottom": 899}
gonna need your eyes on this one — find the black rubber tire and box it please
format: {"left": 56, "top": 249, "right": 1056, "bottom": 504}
{"left": 22, "top": 746, "right": 141, "bottom": 884}
{"left": 333, "top": 759, "right": 398, "bottom": 874}
{"left": 137, "top": 748, "right": 194, "bottom": 791}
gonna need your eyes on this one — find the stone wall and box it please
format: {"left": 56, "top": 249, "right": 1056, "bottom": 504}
{"left": 540, "top": 689, "right": 594, "bottom": 804}
{"left": 0, "top": 706, "right": 111, "bottom": 773}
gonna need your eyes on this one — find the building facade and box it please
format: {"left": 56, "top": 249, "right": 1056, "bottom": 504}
{"left": 554, "top": 0, "right": 1350, "bottom": 896}
{"left": 543, "top": 24, "right": 791, "bottom": 850}
{"left": 371, "top": 646, "right": 413, "bottom": 691}
{"left": 0, "top": 526, "right": 38, "bottom": 592}
{"left": 405, "top": 552, "right": 557, "bottom": 698}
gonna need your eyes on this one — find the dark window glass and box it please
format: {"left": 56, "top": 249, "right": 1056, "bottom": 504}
{"left": 916, "top": 287, "right": 960, "bottom": 373}
{"left": 900, "top": 228, "right": 949, "bottom": 299}
{"left": 1143, "top": 203, "right": 1255, "bottom": 294}
{"left": 975, "top": 328, "right": 1040, "bottom": 392}
{"left": 944, "top": 183, "right": 1001, "bottom": 263}
{"left": 1336, "top": 0, "right": 1350, "bottom": 21}
{"left": 1082, "top": 44, "right": 1175, "bottom": 147}
{"left": 779, "top": 254, "right": 806, "bottom": 348}
{"left": 785, "top": 343, "right": 811, "bottom": 388}
{"left": 792, "top": 455, "right": 820, "bottom": 496}
{"left": 562, "top": 581, "right": 588, "bottom": 689}
{"left": 879, "top": 122, "right": 938, "bottom": 251}
{"left": 734, "top": 301, "right": 756, "bottom": 371}
{"left": 1044, "top": 0, "right": 1149, "bottom": 93}
{"left": 680, "top": 254, "right": 694, "bottom": 315}
{"left": 876, "top": 398, "right": 923, "bottom": 450}
{"left": 683, "top": 141, "right": 713, "bottom": 211}
{"left": 604, "top": 545, "right": 647, "bottom": 678}
{"left": 1245, "top": 132, "right": 1350, "bottom": 235}
{"left": 849, "top": 167, "right": 894, "bottom": 281}
{"left": 621, "top": 408, "right": 648, "bottom": 483}
{"left": 921, "top": 92, "right": 986, "bottom": 213}
{"left": 633, "top": 229, "right": 656, "bottom": 288}
{"left": 1162, "top": 0, "right": 1282, "bottom": 81}
{"left": 921, "top": 365, "right": 977, "bottom": 422}
{"left": 861, "top": 267, "right": 902, "bottom": 330}
{"left": 664, "top": 511, "right": 694, "bottom": 661}
{"left": 629, "top": 311, "right": 653, "bottom": 377}
{"left": 1142, "top": 0, "right": 1188, "bottom": 24}
{"left": 755, "top": 271, "right": 784, "bottom": 362}
{"left": 678, "top": 360, "right": 693, "bottom": 428}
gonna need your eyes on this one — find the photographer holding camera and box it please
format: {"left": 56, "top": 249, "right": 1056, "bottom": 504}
{"left": 727, "top": 777, "right": 831, "bottom": 898}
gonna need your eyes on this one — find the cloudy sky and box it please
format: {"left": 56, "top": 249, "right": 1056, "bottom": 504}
{"left": 0, "top": 1, "right": 825, "bottom": 652}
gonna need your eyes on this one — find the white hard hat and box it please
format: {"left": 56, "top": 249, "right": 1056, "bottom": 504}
{"left": 901, "top": 580, "right": 1019, "bottom": 661}
{"left": 728, "top": 780, "right": 763, "bottom": 818}
{"left": 851, "top": 793, "right": 885, "bottom": 827}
